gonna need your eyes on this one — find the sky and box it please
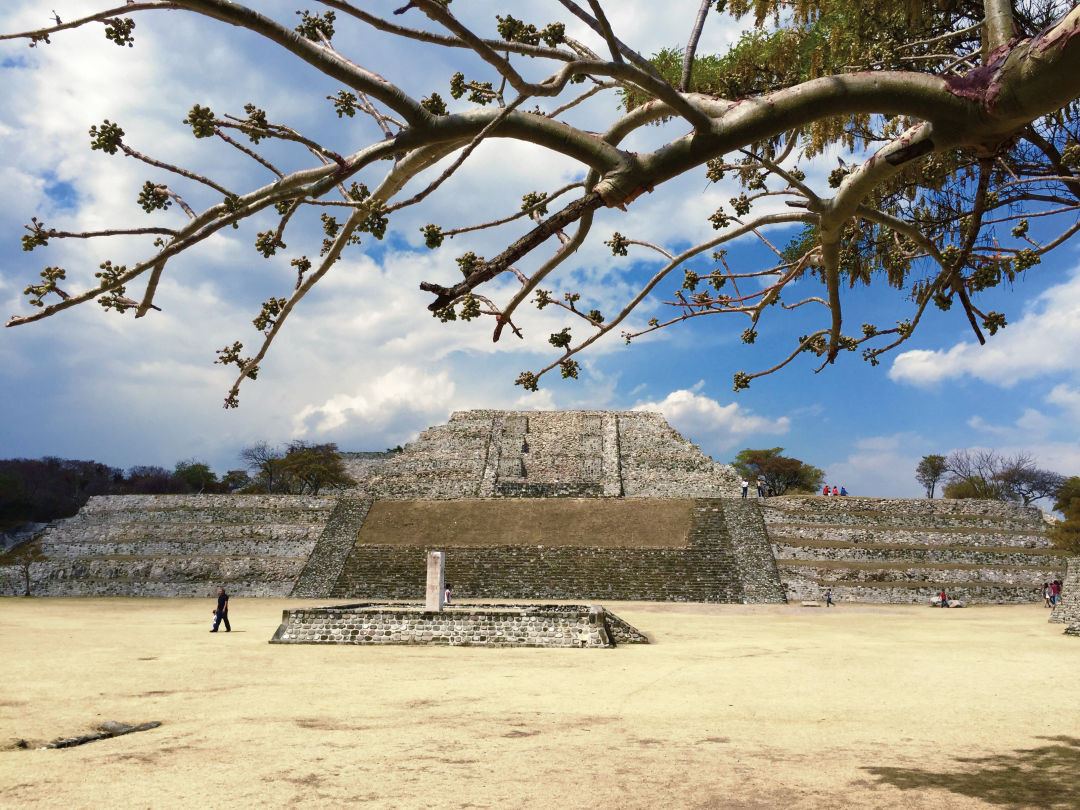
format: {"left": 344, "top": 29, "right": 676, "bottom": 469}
{"left": 1, "top": 1, "right": 1078, "bottom": 500}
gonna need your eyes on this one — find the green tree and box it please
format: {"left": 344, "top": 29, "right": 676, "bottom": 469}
{"left": 915, "top": 454, "right": 948, "bottom": 498}
{"left": 1049, "top": 476, "right": 1080, "bottom": 553}
{"left": 6, "top": 3, "right": 1080, "bottom": 401}
{"left": 942, "top": 477, "right": 995, "bottom": 500}
{"left": 732, "top": 447, "right": 825, "bottom": 496}
{"left": 220, "top": 469, "right": 252, "bottom": 492}
{"left": 173, "top": 459, "right": 219, "bottom": 494}
{"left": 0, "top": 538, "right": 47, "bottom": 597}
{"left": 279, "top": 442, "right": 356, "bottom": 495}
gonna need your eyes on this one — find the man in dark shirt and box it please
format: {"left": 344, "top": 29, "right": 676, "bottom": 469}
{"left": 211, "top": 587, "right": 231, "bottom": 632}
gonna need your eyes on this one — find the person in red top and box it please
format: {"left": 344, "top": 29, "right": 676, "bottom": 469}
{"left": 832, "top": 486, "right": 839, "bottom": 496}
{"left": 823, "top": 485, "right": 830, "bottom": 496}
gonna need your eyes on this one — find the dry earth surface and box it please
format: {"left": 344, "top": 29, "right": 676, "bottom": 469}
{"left": 1, "top": 598, "right": 1077, "bottom": 809}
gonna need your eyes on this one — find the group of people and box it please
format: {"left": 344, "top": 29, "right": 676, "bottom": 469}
{"left": 1044, "top": 579, "right": 1064, "bottom": 607}
{"left": 740, "top": 477, "right": 777, "bottom": 498}
{"left": 822, "top": 485, "right": 848, "bottom": 496}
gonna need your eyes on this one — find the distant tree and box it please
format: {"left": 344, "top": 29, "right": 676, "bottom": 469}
{"left": 0, "top": 457, "right": 121, "bottom": 527}
{"left": 240, "top": 441, "right": 286, "bottom": 494}
{"left": 943, "top": 450, "right": 1007, "bottom": 500}
{"left": 942, "top": 477, "right": 990, "bottom": 500}
{"left": 1, "top": 538, "right": 47, "bottom": 597}
{"left": 280, "top": 442, "right": 356, "bottom": 495}
{"left": 124, "top": 465, "right": 187, "bottom": 494}
{"left": 220, "top": 469, "right": 252, "bottom": 492}
{"left": 173, "top": 459, "right": 219, "bottom": 493}
{"left": 943, "top": 449, "right": 1063, "bottom": 504}
{"left": 1049, "top": 477, "right": 1080, "bottom": 553}
{"left": 915, "top": 454, "right": 948, "bottom": 498}
{"left": 994, "top": 456, "right": 1065, "bottom": 506}
{"left": 732, "top": 448, "right": 825, "bottom": 496}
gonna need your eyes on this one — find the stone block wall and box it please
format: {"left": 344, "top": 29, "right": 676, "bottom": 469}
{"left": 763, "top": 496, "right": 1068, "bottom": 604}
{"left": 269, "top": 603, "right": 647, "bottom": 647}
{"left": 0, "top": 494, "right": 337, "bottom": 597}
{"left": 330, "top": 498, "right": 785, "bottom": 603}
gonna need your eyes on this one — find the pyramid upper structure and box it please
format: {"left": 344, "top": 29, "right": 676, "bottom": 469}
{"left": 350, "top": 410, "right": 740, "bottom": 499}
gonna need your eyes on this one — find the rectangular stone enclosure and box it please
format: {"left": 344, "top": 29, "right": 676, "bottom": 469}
{"left": 269, "top": 603, "right": 650, "bottom": 648}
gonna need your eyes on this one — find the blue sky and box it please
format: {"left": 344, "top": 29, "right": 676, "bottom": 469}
{"left": 2, "top": 1, "right": 1078, "bottom": 499}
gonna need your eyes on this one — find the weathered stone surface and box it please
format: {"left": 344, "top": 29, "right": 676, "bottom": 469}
{"left": 1, "top": 495, "right": 337, "bottom": 597}
{"left": 367, "top": 410, "right": 741, "bottom": 500}
{"left": 329, "top": 498, "right": 784, "bottom": 603}
{"left": 763, "top": 496, "right": 1065, "bottom": 604}
{"left": 269, "top": 603, "right": 647, "bottom": 648}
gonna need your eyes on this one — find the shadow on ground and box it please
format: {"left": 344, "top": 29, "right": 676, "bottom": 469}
{"left": 864, "top": 736, "right": 1080, "bottom": 809}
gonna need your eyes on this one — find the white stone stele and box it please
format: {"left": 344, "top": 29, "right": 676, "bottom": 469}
{"left": 425, "top": 551, "right": 445, "bottom": 612}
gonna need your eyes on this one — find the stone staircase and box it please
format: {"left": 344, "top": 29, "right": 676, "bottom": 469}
{"left": 3, "top": 494, "right": 337, "bottom": 596}
{"left": 720, "top": 498, "right": 786, "bottom": 603}
{"left": 763, "top": 496, "right": 1068, "bottom": 604}
{"left": 290, "top": 496, "right": 373, "bottom": 597}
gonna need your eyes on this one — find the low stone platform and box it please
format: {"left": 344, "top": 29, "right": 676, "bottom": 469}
{"left": 269, "top": 603, "right": 649, "bottom": 648}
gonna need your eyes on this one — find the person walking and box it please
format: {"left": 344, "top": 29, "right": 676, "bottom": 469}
{"left": 211, "top": 587, "right": 231, "bottom": 632}
{"left": 1051, "top": 579, "right": 1061, "bottom": 606}
{"left": 825, "top": 588, "right": 834, "bottom": 607}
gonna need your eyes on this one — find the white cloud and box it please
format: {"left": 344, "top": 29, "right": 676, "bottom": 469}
{"left": 824, "top": 433, "right": 927, "bottom": 498}
{"left": 889, "top": 269, "right": 1080, "bottom": 387}
{"left": 292, "top": 366, "right": 455, "bottom": 437}
{"left": 632, "top": 385, "right": 789, "bottom": 457}
{"left": 1047, "top": 384, "right": 1080, "bottom": 420}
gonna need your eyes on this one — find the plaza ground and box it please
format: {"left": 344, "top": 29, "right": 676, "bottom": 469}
{"left": 1, "top": 598, "right": 1077, "bottom": 809}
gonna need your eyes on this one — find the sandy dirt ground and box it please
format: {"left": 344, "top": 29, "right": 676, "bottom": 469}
{"left": 1, "top": 598, "right": 1077, "bottom": 809}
